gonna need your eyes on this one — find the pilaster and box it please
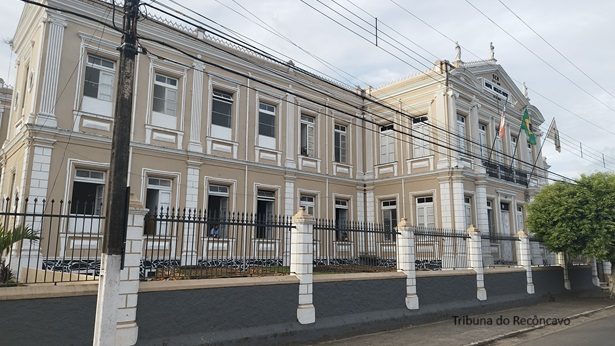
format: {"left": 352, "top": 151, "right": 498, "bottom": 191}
{"left": 37, "top": 14, "right": 66, "bottom": 128}
{"left": 188, "top": 60, "right": 204, "bottom": 153}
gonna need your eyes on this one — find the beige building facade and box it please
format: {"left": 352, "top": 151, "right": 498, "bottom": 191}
{"left": 4, "top": 1, "right": 547, "bottom": 264}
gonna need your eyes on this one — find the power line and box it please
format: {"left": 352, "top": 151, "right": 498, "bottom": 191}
{"left": 497, "top": 0, "right": 615, "bottom": 100}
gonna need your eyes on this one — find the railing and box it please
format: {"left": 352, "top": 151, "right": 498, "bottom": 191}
{"left": 0, "top": 197, "right": 104, "bottom": 286}
{"left": 413, "top": 226, "right": 469, "bottom": 270}
{"left": 143, "top": 208, "right": 294, "bottom": 280}
{"left": 482, "top": 233, "right": 520, "bottom": 267}
{"left": 482, "top": 160, "right": 530, "bottom": 186}
{"left": 312, "top": 220, "right": 397, "bottom": 273}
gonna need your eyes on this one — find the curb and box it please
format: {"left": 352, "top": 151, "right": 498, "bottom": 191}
{"left": 467, "top": 303, "right": 615, "bottom": 346}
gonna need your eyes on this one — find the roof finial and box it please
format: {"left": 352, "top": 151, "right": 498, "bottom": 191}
{"left": 489, "top": 42, "right": 496, "bottom": 61}
{"left": 523, "top": 82, "right": 529, "bottom": 100}
{"left": 454, "top": 41, "right": 461, "bottom": 63}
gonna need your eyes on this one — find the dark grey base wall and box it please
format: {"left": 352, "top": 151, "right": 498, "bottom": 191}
{"left": 568, "top": 265, "right": 596, "bottom": 292}
{"left": 0, "top": 267, "right": 595, "bottom": 346}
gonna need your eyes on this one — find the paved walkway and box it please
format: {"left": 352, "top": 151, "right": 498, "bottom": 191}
{"left": 316, "top": 296, "right": 615, "bottom": 346}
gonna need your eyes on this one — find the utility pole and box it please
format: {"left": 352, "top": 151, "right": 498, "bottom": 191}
{"left": 93, "top": 1, "right": 139, "bottom": 345}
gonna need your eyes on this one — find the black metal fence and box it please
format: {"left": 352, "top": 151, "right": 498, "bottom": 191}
{"left": 482, "top": 160, "right": 529, "bottom": 186}
{"left": 0, "top": 197, "right": 104, "bottom": 286}
{"left": 313, "top": 219, "right": 397, "bottom": 273}
{"left": 142, "top": 208, "right": 294, "bottom": 280}
{"left": 413, "top": 226, "right": 469, "bottom": 270}
{"left": 481, "top": 233, "right": 520, "bottom": 267}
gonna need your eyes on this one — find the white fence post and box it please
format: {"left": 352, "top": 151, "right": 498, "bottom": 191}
{"left": 397, "top": 218, "right": 419, "bottom": 309}
{"left": 591, "top": 258, "right": 600, "bottom": 287}
{"left": 291, "top": 208, "right": 315, "bottom": 324}
{"left": 556, "top": 252, "right": 571, "bottom": 290}
{"left": 467, "top": 225, "right": 487, "bottom": 301}
{"left": 517, "top": 231, "right": 535, "bottom": 294}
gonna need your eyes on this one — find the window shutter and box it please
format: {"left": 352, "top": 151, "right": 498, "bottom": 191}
{"left": 307, "top": 123, "right": 315, "bottom": 157}
{"left": 426, "top": 205, "right": 435, "bottom": 228}
{"left": 99, "top": 71, "right": 114, "bottom": 101}
{"left": 340, "top": 132, "right": 347, "bottom": 163}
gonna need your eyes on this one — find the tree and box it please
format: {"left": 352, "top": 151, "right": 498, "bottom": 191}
{"left": 0, "top": 225, "right": 39, "bottom": 285}
{"left": 527, "top": 172, "right": 615, "bottom": 295}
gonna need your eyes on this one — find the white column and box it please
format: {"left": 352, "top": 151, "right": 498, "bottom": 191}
{"left": 469, "top": 100, "right": 481, "bottom": 165}
{"left": 475, "top": 180, "right": 492, "bottom": 266}
{"left": 115, "top": 206, "right": 146, "bottom": 345}
{"left": 467, "top": 226, "right": 487, "bottom": 301}
{"left": 517, "top": 231, "right": 535, "bottom": 294}
{"left": 37, "top": 14, "right": 66, "bottom": 128}
{"left": 188, "top": 61, "right": 204, "bottom": 153}
{"left": 452, "top": 177, "right": 467, "bottom": 268}
{"left": 366, "top": 189, "right": 375, "bottom": 223}
{"left": 397, "top": 219, "right": 419, "bottom": 309}
{"left": 364, "top": 116, "right": 374, "bottom": 179}
{"left": 181, "top": 162, "right": 200, "bottom": 265}
{"left": 291, "top": 208, "right": 315, "bottom": 324}
{"left": 556, "top": 252, "right": 571, "bottom": 290}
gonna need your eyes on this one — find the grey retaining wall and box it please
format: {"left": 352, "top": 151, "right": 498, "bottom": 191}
{"left": 0, "top": 266, "right": 595, "bottom": 345}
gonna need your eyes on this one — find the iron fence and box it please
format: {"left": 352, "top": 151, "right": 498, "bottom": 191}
{"left": 312, "top": 219, "right": 397, "bottom": 273}
{"left": 413, "top": 226, "right": 469, "bottom": 270}
{"left": 143, "top": 208, "right": 294, "bottom": 280}
{"left": 481, "top": 233, "right": 520, "bottom": 267}
{"left": 0, "top": 197, "right": 104, "bottom": 286}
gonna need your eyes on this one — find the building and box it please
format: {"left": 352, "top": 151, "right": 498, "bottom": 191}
{"left": 4, "top": 0, "right": 547, "bottom": 268}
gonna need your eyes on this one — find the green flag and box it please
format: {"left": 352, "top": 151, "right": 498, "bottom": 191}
{"left": 521, "top": 108, "right": 537, "bottom": 145}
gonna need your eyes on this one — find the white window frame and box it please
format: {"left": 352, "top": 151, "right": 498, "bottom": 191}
{"left": 299, "top": 195, "right": 315, "bottom": 216}
{"left": 381, "top": 199, "right": 397, "bottom": 240}
{"left": 334, "top": 124, "right": 347, "bottom": 163}
{"left": 81, "top": 55, "right": 115, "bottom": 116}
{"left": 211, "top": 89, "right": 234, "bottom": 140}
{"left": 258, "top": 102, "right": 276, "bottom": 149}
{"left": 379, "top": 124, "right": 395, "bottom": 164}
{"left": 151, "top": 73, "right": 179, "bottom": 129}
{"left": 479, "top": 123, "right": 488, "bottom": 159}
{"left": 412, "top": 116, "right": 430, "bottom": 158}
{"left": 300, "top": 114, "right": 316, "bottom": 157}
{"left": 516, "top": 205, "right": 524, "bottom": 232}
{"left": 416, "top": 196, "right": 435, "bottom": 228}
{"left": 510, "top": 135, "right": 519, "bottom": 168}
{"left": 456, "top": 114, "right": 467, "bottom": 153}
{"left": 464, "top": 196, "right": 473, "bottom": 229}
{"left": 71, "top": 169, "right": 105, "bottom": 216}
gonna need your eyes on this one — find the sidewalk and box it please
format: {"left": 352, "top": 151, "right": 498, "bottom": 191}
{"left": 316, "top": 294, "right": 615, "bottom": 346}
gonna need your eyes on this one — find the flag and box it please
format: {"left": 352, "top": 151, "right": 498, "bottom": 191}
{"left": 546, "top": 118, "right": 561, "bottom": 152}
{"left": 520, "top": 108, "right": 537, "bottom": 145}
{"left": 498, "top": 103, "right": 507, "bottom": 139}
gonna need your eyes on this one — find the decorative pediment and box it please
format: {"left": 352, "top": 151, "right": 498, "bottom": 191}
{"left": 466, "top": 63, "right": 528, "bottom": 109}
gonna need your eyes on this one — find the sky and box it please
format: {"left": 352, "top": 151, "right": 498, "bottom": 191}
{"left": 1, "top": 0, "right": 614, "bottom": 181}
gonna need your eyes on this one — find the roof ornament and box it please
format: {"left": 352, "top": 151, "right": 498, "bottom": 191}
{"left": 523, "top": 82, "right": 530, "bottom": 101}
{"left": 489, "top": 42, "right": 496, "bottom": 61}
{"left": 454, "top": 41, "right": 462, "bottom": 63}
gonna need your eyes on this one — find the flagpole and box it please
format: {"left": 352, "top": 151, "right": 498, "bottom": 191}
{"left": 509, "top": 106, "right": 527, "bottom": 170}
{"left": 487, "top": 97, "right": 506, "bottom": 162}
{"left": 527, "top": 119, "right": 552, "bottom": 187}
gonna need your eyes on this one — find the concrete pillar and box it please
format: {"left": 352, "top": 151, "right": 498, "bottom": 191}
{"left": 556, "top": 252, "right": 571, "bottom": 290}
{"left": 604, "top": 261, "right": 613, "bottom": 289}
{"left": 467, "top": 226, "right": 487, "bottom": 301}
{"left": 283, "top": 177, "right": 295, "bottom": 266}
{"left": 475, "top": 180, "right": 493, "bottom": 267}
{"left": 181, "top": 162, "right": 200, "bottom": 266}
{"left": 517, "top": 231, "right": 535, "bottom": 294}
{"left": 397, "top": 219, "right": 419, "bottom": 309}
{"left": 93, "top": 204, "right": 145, "bottom": 346}
{"left": 291, "top": 208, "right": 315, "bottom": 324}
{"left": 591, "top": 258, "right": 600, "bottom": 287}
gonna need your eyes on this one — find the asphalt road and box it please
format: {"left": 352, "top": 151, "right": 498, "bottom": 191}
{"left": 315, "top": 297, "right": 615, "bottom": 346}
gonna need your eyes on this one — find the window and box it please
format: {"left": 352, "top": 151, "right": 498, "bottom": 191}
{"left": 145, "top": 177, "right": 172, "bottom": 235}
{"left": 256, "top": 189, "right": 275, "bottom": 239}
{"left": 334, "top": 124, "right": 347, "bottom": 163}
{"left": 82, "top": 55, "right": 115, "bottom": 116}
{"left": 416, "top": 196, "right": 435, "bottom": 228}
{"left": 516, "top": 205, "right": 524, "bottom": 231}
{"left": 299, "top": 195, "right": 315, "bottom": 215}
{"left": 379, "top": 124, "right": 395, "bottom": 163}
{"left": 258, "top": 102, "right": 276, "bottom": 149}
{"left": 211, "top": 90, "right": 233, "bottom": 140}
{"left": 479, "top": 123, "right": 488, "bottom": 159}
{"left": 151, "top": 74, "right": 178, "bottom": 129}
{"left": 487, "top": 200, "right": 495, "bottom": 238}
{"left": 510, "top": 135, "right": 518, "bottom": 168}
{"left": 456, "top": 114, "right": 467, "bottom": 153}
{"left": 464, "top": 196, "right": 473, "bottom": 229}
{"left": 412, "top": 116, "right": 430, "bottom": 158}
{"left": 381, "top": 199, "right": 397, "bottom": 240}
{"left": 334, "top": 199, "right": 349, "bottom": 241}
{"left": 71, "top": 169, "right": 105, "bottom": 215}
{"left": 300, "top": 115, "right": 315, "bottom": 157}
{"left": 208, "top": 184, "right": 230, "bottom": 237}
{"left": 527, "top": 141, "right": 533, "bottom": 162}
{"left": 483, "top": 79, "right": 510, "bottom": 100}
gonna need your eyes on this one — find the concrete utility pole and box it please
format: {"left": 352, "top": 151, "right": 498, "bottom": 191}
{"left": 93, "top": 1, "right": 139, "bottom": 345}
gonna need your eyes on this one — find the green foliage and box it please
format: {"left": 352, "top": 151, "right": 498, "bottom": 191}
{"left": 527, "top": 172, "right": 615, "bottom": 262}
{"left": 0, "top": 224, "right": 39, "bottom": 284}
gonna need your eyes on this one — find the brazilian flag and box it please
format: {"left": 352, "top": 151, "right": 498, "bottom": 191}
{"left": 521, "top": 108, "right": 537, "bottom": 145}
